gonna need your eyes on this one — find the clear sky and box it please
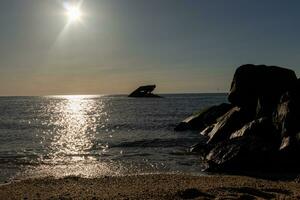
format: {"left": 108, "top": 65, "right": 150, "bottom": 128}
{"left": 0, "top": 0, "right": 300, "bottom": 95}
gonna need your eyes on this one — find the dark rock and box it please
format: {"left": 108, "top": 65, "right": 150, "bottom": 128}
{"left": 230, "top": 117, "right": 278, "bottom": 141}
{"left": 279, "top": 135, "right": 300, "bottom": 152}
{"left": 273, "top": 91, "right": 300, "bottom": 139}
{"left": 206, "top": 107, "right": 253, "bottom": 144}
{"left": 181, "top": 64, "right": 300, "bottom": 172}
{"left": 174, "top": 122, "right": 191, "bottom": 132}
{"left": 205, "top": 117, "right": 280, "bottom": 172}
{"left": 175, "top": 103, "right": 233, "bottom": 131}
{"left": 193, "top": 117, "right": 278, "bottom": 160}
{"left": 206, "top": 136, "right": 278, "bottom": 172}
{"left": 200, "top": 125, "right": 214, "bottom": 137}
{"left": 228, "top": 64, "right": 297, "bottom": 117}
{"left": 189, "top": 141, "right": 211, "bottom": 154}
{"left": 276, "top": 133, "right": 300, "bottom": 170}
{"left": 128, "top": 85, "right": 161, "bottom": 98}
{"left": 272, "top": 88, "right": 300, "bottom": 159}
{"left": 279, "top": 140, "right": 300, "bottom": 171}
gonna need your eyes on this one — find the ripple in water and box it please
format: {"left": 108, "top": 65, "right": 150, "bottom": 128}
{"left": 0, "top": 94, "right": 227, "bottom": 182}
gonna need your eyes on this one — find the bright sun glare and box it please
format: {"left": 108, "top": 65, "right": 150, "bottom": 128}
{"left": 65, "top": 4, "right": 82, "bottom": 23}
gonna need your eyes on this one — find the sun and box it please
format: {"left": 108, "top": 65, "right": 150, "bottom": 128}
{"left": 65, "top": 4, "right": 82, "bottom": 23}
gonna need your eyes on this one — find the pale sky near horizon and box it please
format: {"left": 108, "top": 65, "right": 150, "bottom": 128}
{"left": 0, "top": 0, "right": 300, "bottom": 96}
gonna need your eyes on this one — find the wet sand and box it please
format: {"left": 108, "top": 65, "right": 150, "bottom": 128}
{"left": 0, "top": 174, "right": 299, "bottom": 199}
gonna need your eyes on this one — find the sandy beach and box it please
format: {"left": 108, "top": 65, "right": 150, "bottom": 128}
{"left": 0, "top": 174, "right": 299, "bottom": 200}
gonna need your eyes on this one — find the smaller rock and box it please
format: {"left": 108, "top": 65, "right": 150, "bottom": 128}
{"left": 200, "top": 125, "right": 214, "bottom": 137}
{"left": 280, "top": 136, "right": 292, "bottom": 151}
{"left": 273, "top": 91, "right": 300, "bottom": 138}
{"left": 230, "top": 117, "right": 277, "bottom": 141}
{"left": 206, "top": 107, "right": 253, "bottom": 144}
{"left": 205, "top": 117, "right": 280, "bottom": 171}
{"left": 277, "top": 145, "right": 300, "bottom": 170}
{"left": 273, "top": 91, "right": 300, "bottom": 169}
{"left": 206, "top": 136, "right": 278, "bottom": 172}
{"left": 175, "top": 103, "right": 233, "bottom": 132}
{"left": 189, "top": 141, "right": 211, "bottom": 154}
{"left": 278, "top": 133, "right": 300, "bottom": 156}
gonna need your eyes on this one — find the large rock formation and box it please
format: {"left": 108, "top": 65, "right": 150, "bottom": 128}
{"left": 228, "top": 64, "right": 297, "bottom": 117}
{"left": 128, "top": 85, "right": 161, "bottom": 98}
{"left": 177, "top": 64, "right": 300, "bottom": 172}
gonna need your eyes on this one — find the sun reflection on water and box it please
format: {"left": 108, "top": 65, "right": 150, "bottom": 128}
{"left": 49, "top": 96, "right": 99, "bottom": 162}
{"left": 22, "top": 95, "right": 123, "bottom": 179}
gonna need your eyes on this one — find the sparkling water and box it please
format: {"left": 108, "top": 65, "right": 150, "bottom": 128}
{"left": 0, "top": 94, "right": 226, "bottom": 182}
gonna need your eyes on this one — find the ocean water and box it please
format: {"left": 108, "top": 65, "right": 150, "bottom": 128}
{"left": 0, "top": 94, "right": 227, "bottom": 183}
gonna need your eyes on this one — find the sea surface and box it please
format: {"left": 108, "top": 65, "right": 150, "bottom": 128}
{"left": 0, "top": 94, "right": 227, "bottom": 183}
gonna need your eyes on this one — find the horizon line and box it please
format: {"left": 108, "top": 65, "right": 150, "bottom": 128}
{"left": 0, "top": 92, "right": 228, "bottom": 97}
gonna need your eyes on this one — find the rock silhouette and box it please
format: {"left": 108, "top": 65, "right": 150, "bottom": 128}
{"left": 228, "top": 64, "right": 297, "bottom": 117}
{"left": 175, "top": 103, "right": 233, "bottom": 132}
{"left": 205, "top": 107, "right": 253, "bottom": 144}
{"left": 177, "top": 64, "right": 300, "bottom": 172}
{"left": 128, "top": 85, "right": 161, "bottom": 98}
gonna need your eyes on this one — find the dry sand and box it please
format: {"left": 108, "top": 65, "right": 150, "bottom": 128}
{"left": 0, "top": 174, "right": 299, "bottom": 199}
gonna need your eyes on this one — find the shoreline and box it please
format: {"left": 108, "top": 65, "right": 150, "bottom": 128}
{"left": 0, "top": 174, "right": 299, "bottom": 199}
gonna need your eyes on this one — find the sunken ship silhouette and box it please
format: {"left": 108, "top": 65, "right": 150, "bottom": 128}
{"left": 128, "top": 85, "right": 161, "bottom": 98}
